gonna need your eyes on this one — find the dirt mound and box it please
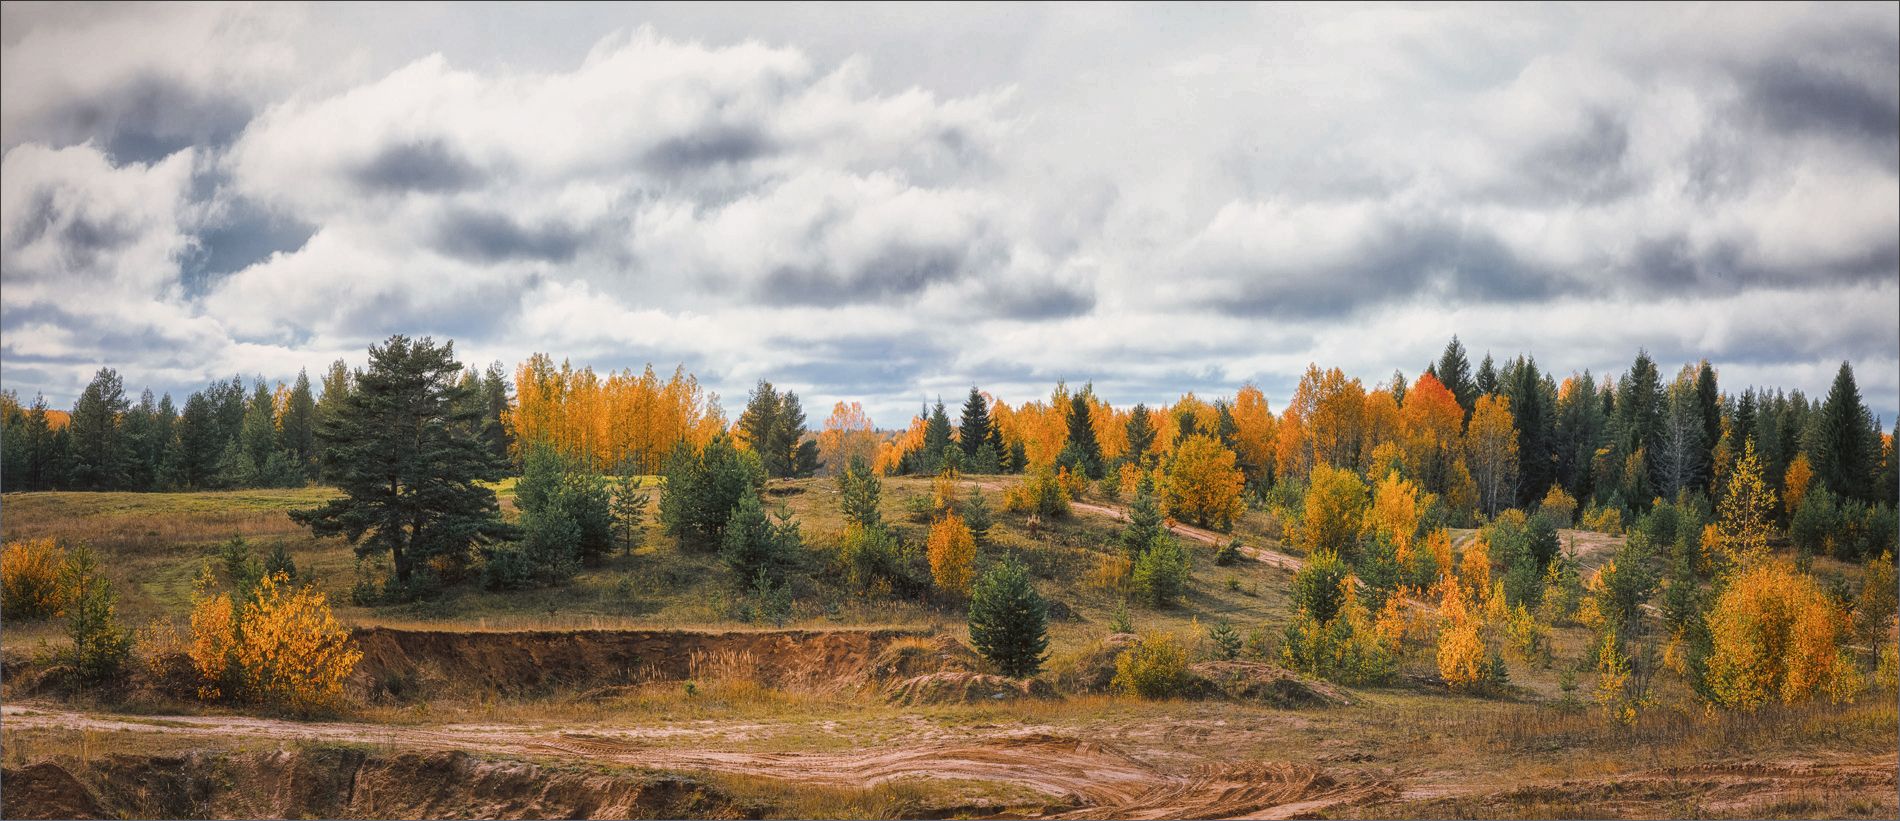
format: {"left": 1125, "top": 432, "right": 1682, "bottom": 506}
{"left": 886, "top": 671, "right": 1057, "bottom": 705}
{"left": 350, "top": 626, "right": 926, "bottom": 700}
{"left": 1185, "top": 661, "right": 1352, "bottom": 708}
{"left": 870, "top": 634, "right": 982, "bottom": 680}
{"left": 1, "top": 749, "right": 740, "bottom": 820}
{"left": 0, "top": 762, "right": 110, "bottom": 819}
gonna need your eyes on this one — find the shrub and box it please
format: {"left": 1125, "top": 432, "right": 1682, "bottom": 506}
{"left": 1705, "top": 560, "right": 1859, "bottom": 710}
{"left": 927, "top": 513, "right": 977, "bottom": 597}
{"left": 1207, "top": 620, "right": 1242, "bottom": 660}
{"left": 839, "top": 524, "right": 925, "bottom": 597}
{"left": 1131, "top": 534, "right": 1190, "bottom": 608}
{"left": 60, "top": 545, "right": 132, "bottom": 684}
{"left": 1536, "top": 485, "right": 1578, "bottom": 528}
{"left": 1290, "top": 549, "right": 1349, "bottom": 624}
{"left": 1005, "top": 465, "right": 1070, "bottom": 518}
{"left": 660, "top": 436, "right": 766, "bottom": 549}
{"left": 1435, "top": 581, "right": 1486, "bottom": 691}
{"left": 720, "top": 494, "right": 803, "bottom": 589}
{"left": 1788, "top": 485, "right": 1838, "bottom": 559}
{"left": 190, "top": 570, "right": 361, "bottom": 712}
{"left": 1581, "top": 505, "right": 1624, "bottom": 535}
{"left": 1113, "top": 631, "right": 1189, "bottom": 698}
{"left": 1280, "top": 608, "right": 1395, "bottom": 686}
{"left": 968, "top": 559, "right": 1049, "bottom": 678}
{"left": 1213, "top": 538, "right": 1242, "bottom": 566}
{"left": 1088, "top": 553, "right": 1132, "bottom": 592}
{"left": 2, "top": 538, "right": 68, "bottom": 620}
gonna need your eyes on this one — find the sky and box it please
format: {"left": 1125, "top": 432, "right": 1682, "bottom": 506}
{"left": 2, "top": 1, "right": 1897, "bottom": 425}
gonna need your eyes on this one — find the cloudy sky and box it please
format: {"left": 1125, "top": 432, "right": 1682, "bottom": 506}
{"left": 3, "top": 1, "right": 1896, "bottom": 424}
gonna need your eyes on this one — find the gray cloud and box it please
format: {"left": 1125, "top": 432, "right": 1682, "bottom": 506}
{"left": 1, "top": 3, "right": 1895, "bottom": 423}
{"left": 432, "top": 208, "right": 586, "bottom": 264}
{"left": 350, "top": 138, "right": 483, "bottom": 194}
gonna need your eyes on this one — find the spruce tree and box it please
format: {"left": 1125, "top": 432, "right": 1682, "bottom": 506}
{"left": 958, "top": 387, "right": 992, "bottom": 458}
{"left": 838, "top": 456, "right": 883, "bottom": 529}
{"left": 281, "top": 370, "right": 318, "bottom": 477}
{"left": 1694, "top": 361, "right": 1721, "bottom": 486}
{"left": 290, "top": 335, "right": 511, "bottom": 588}
{"left": 1435, "top": 336, "right": 1476, "bottom": 416}
{"left": 241, "top": 380, "right": 277, "bottom": 470}
{"left": 1475, "top": 353, "right": 1499, "bottom": 397}
{"left": 968, "top": 559, "right": 1049, "bottom": 678}
{"left": 921, "top": 399, "right": 953, "bottom": 474}
{"left": 480, "top": 362, "right": 514, "bottom": 466}
{"left": 1123, "top": 474, "right": 1165, "bottom": 561}
{"left": 1814, "top": 362, "right": 1873, "bottom": 502}
{"left": 1125, "top": 404, "right": 1156, "bottom": 465}
{"left": 611, "top": 473, "right": 651, "bottom": 557}
{"left": 1067, "top": 390, "right": 1103, "bottom": 479}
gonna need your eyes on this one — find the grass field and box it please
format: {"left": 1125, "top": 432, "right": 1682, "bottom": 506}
{"left": 2, "top": 477, "right": 1893, "bottom": 819}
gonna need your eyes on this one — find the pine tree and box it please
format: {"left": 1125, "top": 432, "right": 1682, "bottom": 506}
{"left": 611, "top": 473, "right": 651, "bottom": 557}
{"left": 1125, "top": 404, "right": 1157, "bottom": 465}
{"left": 290, "top": 336, "right": 511, "bottom": 588}
{"left": 68, "top": 368, "right": 131, "bottom": 490}
{"left": 281, "top": 370, "right": 318, "bottom": 476}
{"left": 1066, "top": 390, "right": 1103, "bottom": 479}
{"left": 1435, "top": 336, "right": 1476, "bottom": 418}
{"left": 958, "top": 387, "right": 992, "bottom": 458}
{"left": 660, "top": 435, "right": 766, "bottom": 549}
{"left": 480, "top": 362, "right": 513, "bottom": 466}
{"left": 838, "top": 456, "right": 883, "bottom": 530}
{"left": 1694, "top": 361, "right": 1721, "bottom": 490}
{"left": 241, "top": 380, "right": 277, "bottom": 471}
{"left": 60, "top": 545, "right": 132, "bottom": 683}
{"left": 720, "top": 494, "right": 802, "bottom": 589}
{"left": 1814, "top": 362, "right": 1873, "bottom": 502}
{"left": 1122, "top": 473, "right": 1164, "bottom": 557}
{"left": 921, "top": 399, "right": 954, "bottom": 474}
{"left": 1615, "top": 351, "right": 1666, "bottom": 500}
{"left": 968, "top": 559, "right": 1049, "bottom": 678}
{"left": 1475, "top": 353, "right": 1499, "bottom": 398}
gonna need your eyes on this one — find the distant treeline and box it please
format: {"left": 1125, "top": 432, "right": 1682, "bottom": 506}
{"left": 0, "top": 362, "right": 511, "bottom": 493}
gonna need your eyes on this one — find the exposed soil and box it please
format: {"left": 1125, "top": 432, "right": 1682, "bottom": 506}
{"left": 0, "top": 704, "right": 1392, "bottom": 819}
{"left": 350, "top": 626, "right": 928, "bottom": 700}
{"left": 0, "top": 748, "right": 741, "bottom": 820}
{"left": 885, "top": 672, "right": 1057, "bottom": 705}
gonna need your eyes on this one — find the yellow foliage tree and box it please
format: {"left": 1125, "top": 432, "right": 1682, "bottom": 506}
{"left": 1781, "top": 453, "right": 1813, "bottom": 517}
{"left": 1710, "top": 440, "right": 1777, "bottom": 572}
{"left": 1229, "top": 384, "right": 1277, "bottom": 486}
{"left": 1, "top": 538, "right": 69, "bottom": 620}
{"left": 1538, "top": 485, "right": 1577, "bottom": 527}
{"left": 1161, "top": 433, "right": 1245, "bottom": 529}
{"left": 1458, "top": 536, "right": 1492, "bottom": 601}
{"left": 1435, "top": 577, "right": 1485, "bottom": 689}
{"left": 927, "top": 513, "right": 977, "bottom": 597}
{"left": 817, "top": 401, "right": 878, "bottom": 473}
{"left": 1465, "top": 395, "right": 1519, "bottom": 517}
{"left": 506, "top": 355, "right": 726, "bottom": 474}
{"left": 1705, "top": 560, "right": 1858, "bottom": 710}
{"left": 1366, "top": 471, "right": 1424, "bottom": 558}
{"left": 1300, "top": 463, "right": 1368, "bottom": 556}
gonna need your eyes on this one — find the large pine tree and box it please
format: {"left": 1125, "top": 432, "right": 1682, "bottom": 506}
{"left": 1814, "top": 362, "right": 1873, "bottom": 502}
{"left": 958, "top": 387, "right": 991, "bottom": 458}
{"left": 68, "top": 368, "right": 130, "bottom": 490}
{"left": 1066, "top": 389, "right": 1103, "bottom": 479}
{"left": 290, "top": 335, "right": 510, "bottom": 587}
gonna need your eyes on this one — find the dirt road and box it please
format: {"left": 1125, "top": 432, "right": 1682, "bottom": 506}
{"left": 970, "top": 479, "right": 1307, "bottom": 571}
{"left": 1, "top": 703, "right": 1387, "bottom": 818}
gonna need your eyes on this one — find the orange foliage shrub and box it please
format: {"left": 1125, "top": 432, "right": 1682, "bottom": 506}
{"left": 1705, "top": 560, "right": 1859, "bottom": 710}
{"left": 1366, "top": 471, "right": 1424, "bottom": 557}
{"left": 1781, "top": 453, "right": 1813, "bottom": 517}
{"left": 927, "top": 514, "right": 977, "bottom": 597}
{"left": 1435, "top": 577, "right": 1485, "bottom": 689}
{"left": 2, "top": 538, "right": 68, "bottom": 620}
{"left": 190, "top": 571, "right": 361, "bottom": 713}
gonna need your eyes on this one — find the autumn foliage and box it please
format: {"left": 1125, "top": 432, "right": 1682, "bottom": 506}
{"left": 2, "top": 538, "right": 68, "bottom": 620}
{"left": 1160, "top": 433, "right": 1245, "bottom": 529}
{"left": 1704, "top": 560, "right": 1858, "bottom": 710}
{"left": 506, "top": 354, "right": 727, "bottom": 474}
{"left": 927, "top": 513, "right": 977, "bottom": 597}
{"left": 189, "top": 570, "right": 361, "bottom": 713}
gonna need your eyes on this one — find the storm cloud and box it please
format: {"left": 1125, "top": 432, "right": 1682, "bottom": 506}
{"left": 1, "top": 3, "right": 1895, "bottom": 424}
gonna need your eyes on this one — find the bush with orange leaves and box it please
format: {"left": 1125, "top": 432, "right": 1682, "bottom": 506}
{"left": 1434, "top": 576, "right": 1486, "bottom": 690}
{"left": 189, "top": 569, "right": 361, "bottom": 713}
{"left": 2, "top": 538, "right": 69, "bottom": 620}
{"left": 1704, "top": 560, "right": 1859, "bottom": 710}
{"left": 927, "top": 513, "right": 977, "bottom": 597}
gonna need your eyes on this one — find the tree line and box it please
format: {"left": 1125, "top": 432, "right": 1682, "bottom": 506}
{"left": 0, "top": 361, "right": 512, "bottom": 493}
